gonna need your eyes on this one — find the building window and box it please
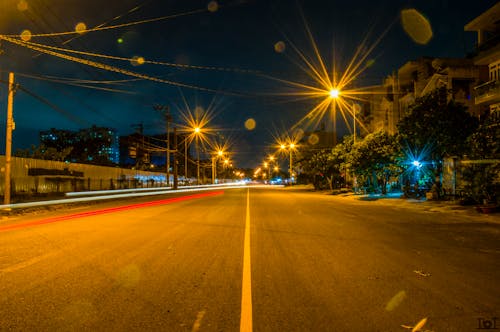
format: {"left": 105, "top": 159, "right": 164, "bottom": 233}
{"left": 489, "top": 61, "right": 499, "bottom": 81}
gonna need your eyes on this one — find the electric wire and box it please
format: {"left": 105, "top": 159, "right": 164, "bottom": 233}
{"left": 1, "top": 35, "right": 260, "bottom": 74}
{"left": 3, "top": 7, "right": 208, "bottom": 38}
{"left": 0, "top": 35, "right": 229, "bottom": 94}
{"left": 13, "top": 71, "right": 138, "bottom": 94}
{"left": 0, "top": 78, "right": 89, "bottom": 126}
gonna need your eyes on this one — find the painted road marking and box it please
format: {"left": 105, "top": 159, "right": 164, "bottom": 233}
{"left": 240, "top": 188, "right": 252, "bottom": 332}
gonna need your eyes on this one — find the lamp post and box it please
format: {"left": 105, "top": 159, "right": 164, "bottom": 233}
{"left": 329, "top": 88, "right": 340, "bottom": 146}
{"left": 153, "top": 104, "right": 171, "bottom": 186}
{"left": 280, "top": 143, "right": 296, "bottom": 185}
{"left": 212, "top": 149, "right": 223, "bottom": 184}
{"left": 194, "top": 127, "right": 201, "bottom": 185}
{"left": 269, "top": 155, "right": 275, "bottom": 179}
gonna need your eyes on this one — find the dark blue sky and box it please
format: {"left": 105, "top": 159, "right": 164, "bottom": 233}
{"left": 0, "top": 0, "right": 497, "bottom": 167}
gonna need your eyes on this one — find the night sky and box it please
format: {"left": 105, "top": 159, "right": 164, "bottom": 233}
{"left": 0, "top": 0, "right": 497, "bottom": 168}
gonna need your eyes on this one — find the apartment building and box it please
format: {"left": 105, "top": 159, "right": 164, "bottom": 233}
{"left": 465, "top": 2, "right": 500, "bottom": 117}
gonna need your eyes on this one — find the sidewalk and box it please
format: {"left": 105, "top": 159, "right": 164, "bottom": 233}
{"left": 285, "top": 185, "right": 500, "bottom": 222}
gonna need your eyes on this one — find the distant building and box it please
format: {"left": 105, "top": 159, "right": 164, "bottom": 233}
{"left": 364, "top": 56, "right": 488, "bottom": 134}
{"left": 119, "top": 131, "right": 190, "bottom": 172}
{"left": 40, "top": 125, "right": 119, "bottom": 165}
{"left": 465, "top": 2, "right": 500, "bottom": 118}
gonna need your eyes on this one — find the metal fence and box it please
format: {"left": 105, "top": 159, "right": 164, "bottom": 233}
{"left": 0, "top": 156, "right": 175, "bottom": 198}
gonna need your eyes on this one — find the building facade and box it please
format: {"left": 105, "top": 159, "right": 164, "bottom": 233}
{"left": 465, "top": 2, "right": 500, "bottom": 118}
{"left": 364, "top": 56, "right": 488, "bottom": 135}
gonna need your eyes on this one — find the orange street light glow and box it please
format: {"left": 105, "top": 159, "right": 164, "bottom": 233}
{"left": 329, "top": 88, "right": 340, "bottom": 98}
{"left": 261, "top": 13, "right": 390, "bottom": 137}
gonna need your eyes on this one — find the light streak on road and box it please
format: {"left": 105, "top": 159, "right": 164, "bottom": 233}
{"left": 0, "top": 183, "right": 250, "bottom": 210}
{"left": 0, "top": 191, "right": 224, "bottom": 233}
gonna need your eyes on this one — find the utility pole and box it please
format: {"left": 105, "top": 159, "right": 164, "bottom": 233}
{"left": 212, "top": 157, "right": 216, "bottom": 184}
{"left": 4, "top": 72, "right": 15, "bottom": 205}
{"left": 173, "top": 127, "right": 178, "bottom": 190}
{"left": 153, "top": 104, "right": 171, "bottom": 186}
{"left": 165, "top": 109, "right": 172, "bottom": 187}
{"left": 184, "top": 138, "right": 188, "bottom": 180}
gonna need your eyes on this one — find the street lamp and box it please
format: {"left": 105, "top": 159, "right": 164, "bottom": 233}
{"left": 193, "top": 127, "right": 201, "bottom": 184}
{"left": 329, "top": 87, "right": 341, "bottom": 146}
{"left": 268, "top": 155, "right": 275, "bottom": 179}
{"left": 212, "top": 149, "right": 224, "bottom": 184}
{"left": 329, "top": 88, "right": 340, "bottom": 99}
{"left": 280, "top": 143, "right": 296, "bottom": 184}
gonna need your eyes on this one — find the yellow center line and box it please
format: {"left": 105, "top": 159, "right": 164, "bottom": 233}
{"left": 240, "top": 188, "right": 253, "bottom": 332}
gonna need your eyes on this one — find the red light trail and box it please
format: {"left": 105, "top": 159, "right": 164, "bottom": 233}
{"left": 0, "top": 191, "right": 224, "bottom": 233}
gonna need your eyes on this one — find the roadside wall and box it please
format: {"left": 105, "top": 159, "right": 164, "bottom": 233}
{"left": 0, "top": 156, "right": 171, "bottom": 195}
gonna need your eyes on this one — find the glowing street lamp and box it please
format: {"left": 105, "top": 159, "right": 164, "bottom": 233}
{"left": 193, "top": 127, "right": 202, "bottom": 184}
{"left": 280, "top": 142, "right": 297, "bottom": 184}
{"left": 328, "top": 88, "right": 341, "bottom": 146}
{"left": 211, "top": 149, "right": 225, "bottom": 184}
{"left": 329, "top": 88, "right": 340, "bottom": 99}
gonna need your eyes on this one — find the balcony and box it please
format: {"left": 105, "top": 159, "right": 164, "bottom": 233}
{"left": 474, "top": 79, "right": 500, "bottom": 105}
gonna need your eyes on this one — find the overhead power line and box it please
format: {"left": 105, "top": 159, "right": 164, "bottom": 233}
{"left": 0, "top": 35, "right": 233, "bottom": 94}
{"left": 1, "top": 35, "right": 260, "bottom": 74}
{"left": 2, "top": 7, "right": 207, "bottom": 38}
{"left": 0, "top": 78, "right": 89, "bottom": 126}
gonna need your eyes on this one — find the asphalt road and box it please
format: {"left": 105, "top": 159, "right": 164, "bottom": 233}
{"left": 1, "top": 187, "right": 499, "bottom": 331}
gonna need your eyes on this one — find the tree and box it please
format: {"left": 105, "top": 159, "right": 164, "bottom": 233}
{"left": 464, "top": 114, "right": 500, "bottom": 203}
{"left": 351, "top": 130, "right": 402, "bottom": 194}
{"left": 15, "top": 144, "right": 73, "bottom": 161}
{"left": 297, "top": 148, "right": 339, "bottom": 190}
{"left": 397, "top": 87, "right": 478, "bottom": 162}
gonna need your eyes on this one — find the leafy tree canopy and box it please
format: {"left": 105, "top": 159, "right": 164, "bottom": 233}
{"left": 397, "top": 87, "right": 478, "bottom": 160}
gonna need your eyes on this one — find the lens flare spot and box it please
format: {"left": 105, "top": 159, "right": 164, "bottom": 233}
{"left": 385, "top": 290, "right": 407, "bottom": 311}
{"left": 207, "top": 1, "right": 219, "bottom": 12}
{"left": 274, "top": 41, "right": 286, "bottom": 53}
{"left": 117, "top": 38, "right": 124, "bottom": 44}
{"left": 294, "top": 128, "right": 305, "bottom": 140}
{"left": 130, "top": 56, "right": 145, "bottom": 66}
{"left": 75, "top": 22, "right": 87, "bottom": 34}
{"left": 308, "top": 133, "right": 319, "bottom": 145}
{"left": 401, "top": 9, "right": 433, "bottom": 45}
{"left": 17, "top": 0, "right": 28, "bottom": 11}
{"left": 353, "top": 103, "right": 362, "bottom": 113}
{"left": 244, "top": 118, "right": 256, "bottom": 130}
{"left": 116, "top": 264, "right": 141, "bottom": 288}
{"left": 366, "top": 59, "right": 375, "bottom": 67}
{"left": 195, "top": 106, "right": 204, "bottom": 114}
{"left": 20, "top": 29, "right": 32, "bottom": 41}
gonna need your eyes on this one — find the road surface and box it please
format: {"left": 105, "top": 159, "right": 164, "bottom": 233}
{"left": 1, "top": 187, "right": 499, "bottom": 331}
